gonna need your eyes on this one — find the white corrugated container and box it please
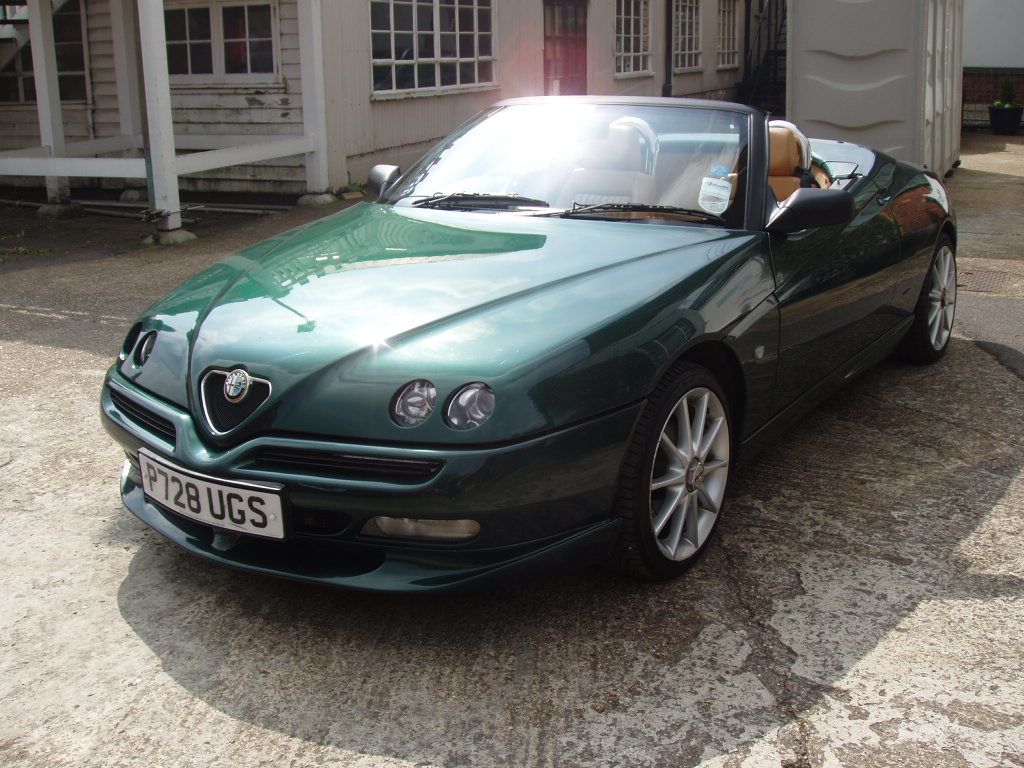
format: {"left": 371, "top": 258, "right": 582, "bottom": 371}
{"left": 786, "top": 0, "right": 964, "bottom": 176}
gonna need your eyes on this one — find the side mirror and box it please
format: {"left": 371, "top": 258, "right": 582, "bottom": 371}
{"left": 767, "top": 187, "right": 855, "bottom": 234}
{"left": 367, "top": 164, "right": 401, "bottom": 200}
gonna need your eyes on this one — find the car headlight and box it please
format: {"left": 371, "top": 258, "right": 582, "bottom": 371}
{"left": 391, "top": 380, "right": 437, "bottom": 426}
{"left": 135, "top": 331, "right": 157, "bottom": 366}
{"left": 445, "top": 382, "right": 495, "bottom": 430}
{"left": 119, "top": 322, "right": 143, "bottom": 362}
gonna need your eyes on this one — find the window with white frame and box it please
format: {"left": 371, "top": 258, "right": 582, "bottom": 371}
{"left": 615, "top": 0, "right": 651, "bottom": 75}
{"left": 370, "top": 0, "right": 495, "bottom": 94}
{"left": 164, "top": 2, "right": 276, "bottom": 82}
{"left": 717, "top": 0, "right": 739, "bottom": 68}
{"left": 672, "top": 0, "right": 701, "bottom": 71}
{"left": 0, "top": 0, "right": 88, "bottom": 103}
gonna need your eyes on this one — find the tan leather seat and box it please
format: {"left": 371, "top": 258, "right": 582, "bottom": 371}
{"left": 768, "top": 120, "right": 812, "bottom": 201}
{"left": 558, "top": 121, "right": 656, "bottom": 207}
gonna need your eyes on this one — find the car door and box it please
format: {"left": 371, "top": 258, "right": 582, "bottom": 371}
{"left": 769, "top": 164, "right": 902, "bottom": 411}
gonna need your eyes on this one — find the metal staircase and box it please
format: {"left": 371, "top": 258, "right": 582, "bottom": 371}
{"left": 738, "top": 0, "right": 787, "bottom": 117}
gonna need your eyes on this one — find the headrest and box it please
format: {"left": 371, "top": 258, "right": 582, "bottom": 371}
{"left": 769, "top": 120, "right": 811, "bottom": 176}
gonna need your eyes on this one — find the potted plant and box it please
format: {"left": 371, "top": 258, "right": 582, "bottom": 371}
{"left": 989, "top": 76, "right": 1023, "bottom": 135}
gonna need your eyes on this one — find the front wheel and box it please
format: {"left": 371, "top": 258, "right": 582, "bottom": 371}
{"left": 610, "top": 362, "right": 732, "bottom": 580}
{"left": 898, "top": 236, "right": 957, "bottom": 363}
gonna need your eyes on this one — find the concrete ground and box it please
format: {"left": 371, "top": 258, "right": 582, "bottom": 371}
{"left": 1, "top": 134, "right": 1023, "bottom": 768}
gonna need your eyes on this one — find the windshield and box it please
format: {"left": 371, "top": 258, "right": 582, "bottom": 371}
{"left": 383, "top": 102, "right": 750, "bottom": 226}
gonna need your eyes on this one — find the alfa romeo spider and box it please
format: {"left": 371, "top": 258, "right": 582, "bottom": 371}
{"left": 100, "top": 97, "right": 957, "bottom": 591}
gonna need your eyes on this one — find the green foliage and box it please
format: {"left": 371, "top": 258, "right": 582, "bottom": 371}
{"left": 994, "top": 76, "right": 1019, "bottom": 108}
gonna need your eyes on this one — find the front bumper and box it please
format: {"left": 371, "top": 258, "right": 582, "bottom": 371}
{"left": 102, "top": 373, "right": 641, "bottom": 591}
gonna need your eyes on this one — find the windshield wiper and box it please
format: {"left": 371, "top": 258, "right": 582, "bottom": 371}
{"left": 541, "top": 202, "right": 724, "bottom": 224}
{"left": 410, "top": 192, "right": 550, "bottom": 210}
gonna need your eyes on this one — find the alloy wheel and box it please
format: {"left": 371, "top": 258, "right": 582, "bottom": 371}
{"left": 927, "top": 245, "right": 957, "bottom": 351}
{"left": 648, "top": 387, "right": 730, "bottom": 561}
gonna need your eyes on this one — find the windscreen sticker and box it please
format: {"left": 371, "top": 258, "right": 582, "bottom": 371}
{"left": 698, "top": 177, "right": 733, "bottom": 215}
{"left": 710, "top": 164, "right": 731, "bottom": 177}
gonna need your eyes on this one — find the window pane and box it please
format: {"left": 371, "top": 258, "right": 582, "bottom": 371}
{"left": 373, "top": 64, "right": 393, "bottom": 90}
{"left": 458, "top": 33, "right": 474, "bottom": 57}
{"left": 249, "top": 40, "right": 273, "bottom": 72}
{"left": 417, "top": 62, "right": 435, "bottom": 87}
{"left": 23, "top": 75, "right": 35, "bottom": 102}
{"left": 440, "top": 33, "right": 456, "bottom": 57}
{"left": 224, "top": 40, "right": 248, "bottom": 73}
{"left": 370, "top": 1, "right": 390, "bottom": 30}
{"left": 478, "top": 33, "right": 491, "bottom": 56}
{"left": 439, "top": 6, "right": 456, "bottom": 32}
{"left": 167, "top": 42, "right": 189, "bottom": 74}
{"left": 53, "top": 14, "right": 82, "bottom": 43}
{"left": 248, "top": 5, "right": 272, "bottom": 38}
{"left": 395, "top": 63, "right": 415, "bottom": 89}
{"left": 223, "top": 6, "right": 246, "bottom": 39}
{"left": 55, "top": 42, "right": 85, "bottom": 72}
{"left": 188, "top": 8, "right": 211, "bottom": 41}
{"left": 416, "top": 5, "right": 433, "bottom": 32}
{"left": 20, "top": 46, "right": 32, "bottom": 72}
{"left": 478, "top": 8, "right": 491, "bottom": 33}
{"left": 165, "top": 9, "right": 186, "bottom": 42}
{"left": 418, "top": 33, "right": 434, "bottom": 57}
{"left": 58, "top": 73, "right": 86, "bottom": 100}
{"left": 458, "top": 61, "right": 474, "bottom": 84}
{"left": 0, "top": 76, "right": 19, "bottom": 103}
{"left": 458, "top": 7, "right": 473, "bottom": 31}
{"left": 394, "top": 33, "right": 413, "bottom": 59}
{"left": 478, "top": 59, "right": 493, "bottom": 82}
{"left": 191, "top": 42, "right": 213, "bottom": 73}
{"left": 372, "top": 32, "right": 392, "bottom": 60}
{"left": 439, "top": 62, "right": 456, "bottom": 85}
{"left": 394, "top": 3, "right": 413, "bottom": 31}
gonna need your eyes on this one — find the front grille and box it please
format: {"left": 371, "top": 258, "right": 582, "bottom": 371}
{"left": 252, "top": 447, "right": 443, "bottom": 484}
{"left": 109, "top": 387, "right": 176, "bottom": 445}
{"left": 200, "top": 370, "right": 272, "bottom": 434}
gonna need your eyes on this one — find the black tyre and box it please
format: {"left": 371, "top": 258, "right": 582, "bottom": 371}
{"left": 898, "top": 235, "right": 957, "bottom": 363}
{"left": 610, "top": 362, "right": 732, "bottom": 580}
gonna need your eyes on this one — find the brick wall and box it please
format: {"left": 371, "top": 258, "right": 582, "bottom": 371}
{"left": 963, "top": 69, "right": 1024, "bottom": 104}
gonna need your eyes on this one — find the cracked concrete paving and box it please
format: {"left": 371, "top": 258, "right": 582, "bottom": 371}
{"left": 2, "top": 136, "right": 1024, "bottom": 767}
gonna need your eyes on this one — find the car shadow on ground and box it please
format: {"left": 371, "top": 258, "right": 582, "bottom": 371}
{"left": 111, "top": 339, "right": 1024, "bottom": 767}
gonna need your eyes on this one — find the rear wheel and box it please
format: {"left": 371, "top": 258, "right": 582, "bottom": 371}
{"left": 610, "top": 362, "right": 732, "bottom": 580}
{"left": 898, "top": 236, "right": 957, "bottom": 363}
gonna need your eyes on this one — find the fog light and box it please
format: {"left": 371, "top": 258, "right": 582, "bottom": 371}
{"left": 361, "top": 516, "right": 480, "bottom": 541}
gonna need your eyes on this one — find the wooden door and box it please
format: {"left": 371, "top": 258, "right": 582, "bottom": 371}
{"left": 544, "top": 0, "right": 587, "bottom": 95}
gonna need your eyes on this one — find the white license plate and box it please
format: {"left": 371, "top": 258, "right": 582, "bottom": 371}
{"left": 138, "top": 450, "right": 285, "bottom": 539}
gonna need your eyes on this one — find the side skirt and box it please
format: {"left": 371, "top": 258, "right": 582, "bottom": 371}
{"left": 738, "top": 316, "right": 914, "bottom": 460}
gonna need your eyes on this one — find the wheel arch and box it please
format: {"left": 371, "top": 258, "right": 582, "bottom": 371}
{"left": 940, "top": 219, "right": 957, "bottom": 250}
{"left": 674, "top": 340, "right": 747, "bottom": 443}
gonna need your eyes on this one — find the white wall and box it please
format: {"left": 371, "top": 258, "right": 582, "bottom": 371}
{"left": 787, "top": 0, "right": 963, "bottom": 175}
{"left": 963, "top": 0, "right": 1024, "bottom": 68}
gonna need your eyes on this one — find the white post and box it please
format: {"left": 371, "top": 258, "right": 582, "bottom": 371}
{"left": 135, "top": 0, "right": 190, "bottom": 237}
{"left": 110, "top": 0, "right": 144, "bottom": 153}
{"left": 296, "top": 0, "right": 335, "bottom": 203}
{"left": 27, "top": 0, "right": 69, "bottom": 203}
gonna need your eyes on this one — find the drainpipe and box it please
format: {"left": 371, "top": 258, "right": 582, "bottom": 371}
{"left": 662, "top": 0, "right": 673, "bottom": 96}
{"left": 741, "top": 0, "right": 754, "bottom": 100}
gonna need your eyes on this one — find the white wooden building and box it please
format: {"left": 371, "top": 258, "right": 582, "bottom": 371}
{"left": 0, "top": 0, "right": 747, "bottom": 237}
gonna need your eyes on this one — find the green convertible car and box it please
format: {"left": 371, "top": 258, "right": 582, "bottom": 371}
{"left": 101, "top": 97, "right": 957, "bottom": 591}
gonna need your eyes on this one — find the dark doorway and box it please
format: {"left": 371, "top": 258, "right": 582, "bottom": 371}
{"left": 543, "top": 0, "right": 587, "bottom": 95}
